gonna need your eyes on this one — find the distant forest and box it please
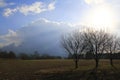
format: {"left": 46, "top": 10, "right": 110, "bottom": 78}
{"left": 0, "top": 50, "right": 120, "bottom": 60}
{"left": 68, "top": 52, "right": 120, "bottom": 59}
{"left": 0, "top": 51, "right": 62, "bottom": 60}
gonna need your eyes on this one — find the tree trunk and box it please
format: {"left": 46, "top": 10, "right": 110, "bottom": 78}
{"left": 75, "top": 60, "right": 78, "bottom": 69}
{"left": 95, "top": 58, "right": 99, "bottom": 68}
{"left": 95, "top": 53, "right": 99, "bottom": 68}
{"left": 110, "top": 58, "right": 113, "bottom": 66}
{"left": 74, "top": 54, "right": 79, "bottom": 69}
{"left": 110, "top": 53, "right": 113, "bottom": 66}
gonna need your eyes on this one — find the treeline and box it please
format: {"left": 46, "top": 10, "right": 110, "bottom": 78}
{"left": 0, "top": 51, "right": 62, "bottom": 60}
{"left": 0, "top": 51, "right": 16, "bottom": 59}
{"left": 68, "top": 52, "right": 120, "bottom": 59}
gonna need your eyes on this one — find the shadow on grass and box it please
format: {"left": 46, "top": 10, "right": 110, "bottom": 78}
{"left": 34, "top": 67, "right": 120, "bottom": 80}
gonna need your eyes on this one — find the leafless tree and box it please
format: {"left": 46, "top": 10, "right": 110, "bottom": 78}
{"left": 82, "top": 29, "right": 111, "bottom": 68}
{"left": 105, "top": 35, "right": 120, "bottom": 66}
{"left": 61, "top": 28, "right": 120, "bottom": 68}
{"left": 61, "top": 30, "right": 87, "bottom": 68}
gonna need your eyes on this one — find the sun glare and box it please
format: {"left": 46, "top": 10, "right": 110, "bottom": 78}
{"left": 82, "top": 5, "right": 117, "bottom": 32}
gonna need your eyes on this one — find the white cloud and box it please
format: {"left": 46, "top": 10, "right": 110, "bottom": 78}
{"left": 19, "top": 2, "right": 47, "bottom": 15}
{"left": 3, "top": 1, "right": 55, "bottom": 17}
{"left": 3, "top": 8, "right": 17, "bottom": 17}
{"left": 84, "top": 0, "right": 106, "bottom": 5}
{"left": 0, "top": 29, "right": 22, "bottom": 48}
{"left": 0, "top": 19, "right": 81, "bottom": 55}
{"left": 48, "top": 1, "right": 55, "bottom": 10}
{"left": 0, "top": 0, "right": 15, "bottom": 7}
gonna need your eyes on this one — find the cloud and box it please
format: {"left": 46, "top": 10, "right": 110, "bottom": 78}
{"left": 3, "top": 1, "right": 55, "bottom": 17}
{"left": 0, "top": 19, "right": 81, "bottom": 56}
{"left": 0, "top": 29, "right": 22, "bottom": 48}
{"left": 107, "top": 0, "right": 120, "bottom": 9}
{"left": 19, "top": 2, "right": 47, "bottom": 15}
{"left": 0, "top": 0, "right": 15, "bottom": 7}
{"left": 48, "top": 1, "right": 55, "bottom": 10}
{"left": 84, "top": 0, "right": 106, "bottom": 5}
{"left": 0, "top": 0, "right": 6, "bottom": 7}
{"left": 3, "top": 8, "right": 17, "bottom": 17}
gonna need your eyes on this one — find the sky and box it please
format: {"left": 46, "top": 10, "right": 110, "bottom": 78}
{"left": 0, "top": 0, "right": 86, "bottom": 34}
{"left": 0, "top": 0, "right": 120, "bottom": 55}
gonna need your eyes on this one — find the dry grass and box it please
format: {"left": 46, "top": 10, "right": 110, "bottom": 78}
{"left": 0, "top": 59, "right": 120, "bottom": 80}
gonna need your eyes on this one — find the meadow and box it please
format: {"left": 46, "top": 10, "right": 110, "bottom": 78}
{"left": 0, "top": 59, "right": 120, "bottom": 80}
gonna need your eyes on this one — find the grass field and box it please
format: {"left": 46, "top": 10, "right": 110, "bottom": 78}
{"left": 0, "top": 59, "right": 120, "bottom": 80}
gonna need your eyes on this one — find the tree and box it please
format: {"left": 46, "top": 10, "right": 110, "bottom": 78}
{"left": 31, "top": 51, "right": 40, "bottom": 59}
{"left": 106, "top": 35, "right": 120, "bottom": 66}
{"left": 82, "top": 29, "right": 111, "bottom": 68}
{"left": 8, "top": 51, "right": 16, "bottom": 59}
{"left": 61, "top": 28, "right": 120, "bottom": 68}
{"left": 19, "top": 53, "right": 29, "bottom": 60}
{"left": 85, "top": 51, "right": 94, "bottom": 59}
{"left": 61, "top": 30, "right": 87, "bottom": 68}
{"left": 0, "top": 51, "right": 8, "bottom": 58}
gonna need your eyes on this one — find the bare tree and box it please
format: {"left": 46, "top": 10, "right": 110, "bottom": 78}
{"left": 61, "top": 30, "right": 86, "bottom": 68}
{"left": 61, "top": 28, "right": 120, "bottom": 68}
{"left": 106, "top": 35, "right": 120, "bottom": 66}
{"left": 82, "top": 29, "right": 110, "bottom": 68}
